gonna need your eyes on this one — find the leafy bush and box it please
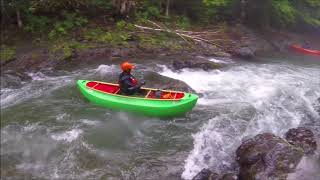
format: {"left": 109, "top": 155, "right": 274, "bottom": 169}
{"left": 272, "top": 0, "right": 297, "bottom": 27}
{"left": 143, "top": 6, "right": 161, "bottom": 19}
{"left": 0, "top": 45, "right": 16, "bottom": 62}
{"left": 48, "top": 13, "right": 88, "bottom": 39}
{"left": 203, "top": 0, "right": 233, "bottom": 6}
{"left": 25, "top": 15, "right": 51, "bottom": 33}
{"left": 83, "top": 27, "right": 131, "bottom": 46}
{"left": 176, "top": 16, "right": 191, "bottom": 29}
{"left": 50, "top": 40, "right": 92, "bottom": 59}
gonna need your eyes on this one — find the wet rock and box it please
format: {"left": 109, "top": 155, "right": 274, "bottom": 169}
{"left": 196, "top": 42, "right": 231, "bottom": 58}
{"left": 313, "top": 97, "right": 320, "bottom": 115}
{"left": 211, "top": 51, "right": 232, "bottom": 58}
{"left": 220, "top": 172, "right": 238, "bottom": 180}
{"left": 285, "top": 127, "right": 317, "bottom": 154}
{"left": 111, "top": 48, "right": 130, "bottom": 57}
{"left": 0, "top": 71, "right": 31, "bottom": 89}
{"left": 191, "top": 169, "right": 238, "bottom": 180}
{"left": 236, "top": 133, "right": 304, "bottom": 180}
{"left": 233, "top": 47, "right": 255, "bottom": 59}
{"left": 142, "top": 71, "right": 195, "bottom": 93}
{"left": 172, "top": 58, "right": 221, "bottom": 71}
{"left": 192, "top": 169, "right": 219, "bottom": 180}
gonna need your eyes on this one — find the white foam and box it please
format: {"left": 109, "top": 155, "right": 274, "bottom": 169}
{"left": 51, "top": 129, "right": 83, "bottom": 143}
{"left": 28, "top": 72, "right": 50, "bottom": 81}
{"left": 159, "top": 64, "right": 320, "bottom": 179}
{"left": 1, "top": 72, "right": 78, "bottom": 108}
{"left": 93, "top": 64, "right": 118, "bottom": 76}
{"left": 80, "top": 119, "right": 100, "bottom": 126}
{"left": 56, "top": 113, "right": 70, "bottom": 121}
{"left": 209, "top": 58, "right": 234, "bottom": 64}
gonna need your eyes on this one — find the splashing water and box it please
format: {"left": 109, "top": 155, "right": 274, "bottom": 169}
{"left": 1, "top": 60, "right": 320, "bottom": 179}
{"left": 160, "top": 63, "right": 320, "bottom": 179}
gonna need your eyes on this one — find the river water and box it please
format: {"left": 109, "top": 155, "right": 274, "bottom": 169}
{"left": 1, "top": 54, "right": 320, "bottom": 179}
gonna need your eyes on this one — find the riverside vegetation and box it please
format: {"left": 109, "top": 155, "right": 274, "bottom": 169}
{"left": 1, "top": 0, "right": 320, "bottom": 64}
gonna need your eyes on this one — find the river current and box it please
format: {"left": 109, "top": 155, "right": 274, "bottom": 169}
{"left": 1, "top": 55, "right": 320, "bottom": 179}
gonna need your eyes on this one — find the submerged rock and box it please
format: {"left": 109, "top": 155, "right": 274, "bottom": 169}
{"left": 0, "top": 71, "right": 31, "bottom": 89}
{"left": 172, "top": 58, "right": 221, "bottom": 71}
{"left": 192, "top": 169, "right": 219, "bottom": 180}
{"left": 220, "top": 172, "right": 238, "bottom": 180}
{"left": 232, "top": 47, "right": 255, "bottom": 59}
{"left": 191, "top": 169, "right": 238, "bottom": 180}
{"left": 236, "top": 133, "right": 303, "bottom": 180}
{"left": 314, "top": 97, "right": 320, "bottom": 115}
{"left": 285, "top": 127, "right": 317, "bottom": 154}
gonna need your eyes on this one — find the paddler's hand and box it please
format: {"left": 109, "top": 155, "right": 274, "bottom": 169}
{"left": 140, "top": 81, "right": 146, "bottom": 86}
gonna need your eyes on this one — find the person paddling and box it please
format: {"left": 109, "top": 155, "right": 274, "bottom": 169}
{"left": 302, "top": 40, "right": 311, "bottom": 49}
{"left": 119, "top": 61, "right": 145, "bottom": 95}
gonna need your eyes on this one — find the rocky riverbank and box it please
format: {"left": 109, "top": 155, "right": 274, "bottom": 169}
{"left": 2, "top": 23, "right": 319, "bottom": 76}
{"left": 191, "top": 127, "right": 318, "bottom": 180}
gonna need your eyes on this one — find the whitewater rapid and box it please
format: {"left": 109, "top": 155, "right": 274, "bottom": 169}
{"left": 1, "top": 59, "right": 319, "bottom": 179}
{"left": 159, "top": 62, "right": 320, "bottom": 179}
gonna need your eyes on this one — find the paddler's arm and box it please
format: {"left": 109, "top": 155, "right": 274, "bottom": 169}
{"left": 122, "top": 77, "right": 135, "bottom": 87}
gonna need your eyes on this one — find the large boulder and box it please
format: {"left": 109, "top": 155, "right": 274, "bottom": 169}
{"left": 0, "top": 70, "right": 31, "bottom": 89}
{"left": 285, "top": 127, "right": 317, "bottom": 155}
{"left": 232, "top": 47, "right": 255, "bottom": 59}
{"left": 236, "top": 133, "right": 304, "bottom": 180}
{"left": 142, "top": 71, "right": 195, "bottom": 93}
{"left": 172, "top": 58, "right": 221, "bottom": 71}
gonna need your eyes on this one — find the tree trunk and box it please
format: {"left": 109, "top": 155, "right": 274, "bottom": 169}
{"left": 16, "top": 8, "right": 23, "bottom": 28}
{"left": 165, "top": 0, "right": 170, "bottom": 17}
{"left": 1, "top": 0, "right": 5, "bottom": 24}
{"left": 1, "top": 0, "right": 4, "bottom": 16}
{"left": 240, "top": 0, "right": 247, "bottom": 23}
{"left": 112, "top": 0, "right": 135, "bottom": 17}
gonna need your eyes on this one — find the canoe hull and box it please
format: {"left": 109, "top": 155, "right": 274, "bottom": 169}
{"left": 290, "top": 45, "right": 320, "bottom": 56}
{"left": 77, "top": 80, "right": 198, "bottom": 117}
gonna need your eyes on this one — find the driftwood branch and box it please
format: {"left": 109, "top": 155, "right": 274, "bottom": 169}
{"left": 134, "top": 20, "right": 225, "bottom": 49}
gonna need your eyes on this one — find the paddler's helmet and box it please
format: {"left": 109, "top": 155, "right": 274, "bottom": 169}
{"left": 121, "top": 61, "right": 135, "bottom": 72}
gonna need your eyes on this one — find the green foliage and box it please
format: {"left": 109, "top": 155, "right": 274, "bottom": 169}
{"left": 25, "top": 15, "right": 51, "bottom": 33}
{"left": 140, "top": 6, "right": 162, "bottom": 19}
{"left": 203, "top": 0, "right": 232, "bottom": 6}
{"left": 202, "top": 0, "right": 236, "bottom": 22}
{"left": 50, "top": 40, "right": 92, "bottom": 59}
{"left": 0, "top": 45, "right": 16, "bottom": 62}
{"left": 298, "top": 12, "right": 320, "bottom": 27}
{"left": 304, "top": 0, "right": 320, "bottom": 7}
{"left": 30, "top": 0, "right": 89, "bottom": 13}
{"left": 83, "top": 25, "right": 132, "bottom": 46}
{"left": 272, "top": 0, "right": 297, "bottom": 26}
{"left": 48, "top": 13, "right": 88, "bottom": 39}
{"left": 92, "top": 0, "right": 113, "bottom": 10}
{"left": 2, "top": 0, "right": 320, "bottom": 39}
{"left": 116, "top": 20, "right": 127, "bottom": 30}
{"left": 137, "top": 32, "right": 184, "bottom": 50}
{"left": 176, "top": 16, "right": 191, "bottom": 29}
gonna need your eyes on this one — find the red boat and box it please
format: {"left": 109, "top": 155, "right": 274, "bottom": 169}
{"left": 290, "top": 44, "right": 320, "bottom": 56}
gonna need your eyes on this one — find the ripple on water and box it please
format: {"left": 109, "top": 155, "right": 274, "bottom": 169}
{"left": 51, "top": 129, "right": 83, "bottom": 143}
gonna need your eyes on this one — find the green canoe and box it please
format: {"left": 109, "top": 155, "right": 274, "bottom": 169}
{"left": 77, "top": 80, "right": 198, "bottom": 117}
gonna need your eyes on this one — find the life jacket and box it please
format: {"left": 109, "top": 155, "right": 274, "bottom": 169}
{"left": 118, "top": 71, "right": 138, "bottom": 94}
{"left": 131, "top": 78, "right": 138, "bottom": 86}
